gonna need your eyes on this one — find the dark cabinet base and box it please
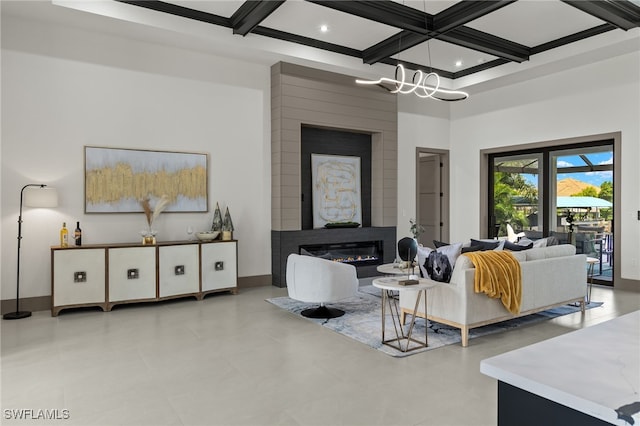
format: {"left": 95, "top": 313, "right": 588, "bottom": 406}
{"left": 497, "top": 382, "right": 611, "bottom": 426}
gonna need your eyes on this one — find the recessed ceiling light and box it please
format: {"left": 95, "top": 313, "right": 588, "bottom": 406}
{"left": 455, "top": 60, "right": 463, "bottom": 68}
{"left": 320, "top": 24, "right": 329, "bottom": 33}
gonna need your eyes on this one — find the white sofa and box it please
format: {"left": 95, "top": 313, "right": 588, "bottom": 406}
{"left": 399, "top": 244, "right": 587, "bottom": 346}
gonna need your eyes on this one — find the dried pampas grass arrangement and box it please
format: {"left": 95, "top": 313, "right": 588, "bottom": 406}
{"left": 141, "top": 194, "right": 170, "bottom": 227}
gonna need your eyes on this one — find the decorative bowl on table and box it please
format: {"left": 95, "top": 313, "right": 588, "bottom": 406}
{"left": 196, "top": 231, "right": 220, "bottom": 241}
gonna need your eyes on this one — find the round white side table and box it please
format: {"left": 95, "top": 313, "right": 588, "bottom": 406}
{"left": 372, "top": 277, "right": 439, "bottom": 353}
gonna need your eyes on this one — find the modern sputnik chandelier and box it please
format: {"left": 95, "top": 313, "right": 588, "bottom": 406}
{"left": 356, "top": 1, "right": 469, "bottom": 102}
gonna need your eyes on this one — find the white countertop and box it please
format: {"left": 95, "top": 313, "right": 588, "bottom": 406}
{"left": 480, "top": 310, "right": 640, "bottom": 425}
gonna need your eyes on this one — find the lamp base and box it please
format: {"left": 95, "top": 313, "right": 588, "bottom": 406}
{"left": 3, "top": 311, "right": 32, "bottom": 320}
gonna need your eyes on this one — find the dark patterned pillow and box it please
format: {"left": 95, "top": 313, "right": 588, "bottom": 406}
{"left": 426, "top": 251, "right": 454, "bottom": 282}
{"left": 470, "top": 239, "right": 501, "bottom": 251}
{"left": 418, "top": 243, "right": 462, "bottom": 283}
{"left": 504, "top": 240, "right": 533, "bottom": 251}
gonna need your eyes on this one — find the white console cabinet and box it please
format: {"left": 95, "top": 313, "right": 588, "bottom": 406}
{"left": 159, "top": 244, "right": 200, "bottom": 298}
{"left": 52, "top": 248, "right": 106, "bottom": 314}
{"left": 108, "top": 246, "right": 156, "bottom": 305}
{"left": 201, "top": 241, "right": 238, "bottom": 295}
{"left": 51, "top": 240, "right": 237, "bottom": 316}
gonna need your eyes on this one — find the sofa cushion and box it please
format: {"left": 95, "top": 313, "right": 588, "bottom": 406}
{"left": 418, "top": 243, "right": 462, "bottom": 282}
{"left": 525, "top": 244, "right": 576, "bottom": 261}
{"left": 454, "top": 250, "right": 527, "bottom": 270}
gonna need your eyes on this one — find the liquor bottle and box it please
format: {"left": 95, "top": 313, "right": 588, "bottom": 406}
{"left": 74, "top": 221, "right": 82, "bottom": 246}
{"left": 60, "top": 222, "right": 69, "bottom": 248}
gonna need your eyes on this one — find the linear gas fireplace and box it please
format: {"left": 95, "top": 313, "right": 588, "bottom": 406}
{"left": 272, "top": 227, "right": 396, "bottom": 287}
{"left": 300, "top": 241, "right": 383, "bottom": 267}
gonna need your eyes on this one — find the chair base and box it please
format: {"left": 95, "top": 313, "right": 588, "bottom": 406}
{"left": 301, "top": 306, "right": 345, "bottom": 319}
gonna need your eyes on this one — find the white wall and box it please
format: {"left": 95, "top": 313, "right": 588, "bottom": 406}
{"left": 449, "top": 51, "right": 640, "bottom": 283}
{"left": 1, "top": 16, "right": 271, "bottom": 299}
{"left": 3, "top": 13, "right": 639, "bottom": 303}
{"left": 397, "top": 97, "right": 450, "bottom": 238}
{"left": 394, "top": 51, "right": 639, "bottom": 285}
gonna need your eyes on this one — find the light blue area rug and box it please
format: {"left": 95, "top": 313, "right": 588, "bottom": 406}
{"left": 266, "top": 285, "right": 602, "bottom": 357}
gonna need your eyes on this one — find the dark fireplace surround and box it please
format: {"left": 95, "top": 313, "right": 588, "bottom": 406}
{"left": 270, "top": 63, "right": 398, "bottom": 287}
{"left": 271, "top": 227, "right": 396, "bottom": 287}
{"left": 271, "top": 127, "right": 396, "bottom": 287}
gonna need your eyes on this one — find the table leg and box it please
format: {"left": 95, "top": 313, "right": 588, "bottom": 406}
{"left": 380, "top": 289, "right": 428, "bottom": 353}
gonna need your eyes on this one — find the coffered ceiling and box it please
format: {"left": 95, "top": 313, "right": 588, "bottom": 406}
{"left": 4, "top": 1, "right": 640, "bottom": 92}
{"left": 120, "top": 0, "right": 640, "bottom": 78}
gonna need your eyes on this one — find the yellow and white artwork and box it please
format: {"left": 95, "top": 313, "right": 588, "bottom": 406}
{"left": 85, "top": 146, "right": 208, "bottom": 213}
{"left": 312, "top": 154, "right": 362, "bottom": 228}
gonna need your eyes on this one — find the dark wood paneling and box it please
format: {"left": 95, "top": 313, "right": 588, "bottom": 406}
{"left": 301, "top": 126, "right": 372, "bottom": 230}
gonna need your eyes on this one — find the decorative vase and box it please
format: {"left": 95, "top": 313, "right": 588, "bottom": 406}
{"left": 141, "top": 228, "right": 157, "bottom": 245}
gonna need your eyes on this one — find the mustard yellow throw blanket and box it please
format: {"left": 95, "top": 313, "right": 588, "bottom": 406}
{"left": 463, "top": 250, "right": 522, "bottom": 314}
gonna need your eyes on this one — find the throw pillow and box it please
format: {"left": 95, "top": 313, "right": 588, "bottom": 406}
{"left": 504, "top": 240, "right": 533, "bottom": 251}
{"left": 433, "top": 240, "right": 479, "bottom": 253}
{"left": 418, "top": 243, "right": 462, "bottom": 283}
{"left": 470, "top": 239, "right": 501, "bottom": 251}
{"left": 433, "top": 240, "right": 448, "bottom": 248}
{"left": 533, "top": 238, "right": 548, "bottom": 248}
{"left": 461, "top": 245, "right": 483, "bottom": 254}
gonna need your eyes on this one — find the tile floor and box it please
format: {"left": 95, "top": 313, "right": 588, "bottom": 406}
{"left": 1, "top": 284, "right": 639, "bottom": 426}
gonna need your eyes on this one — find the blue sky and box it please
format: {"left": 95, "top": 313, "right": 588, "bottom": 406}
{"left": 523, "top": 152, "right": 613, "bottom": 187}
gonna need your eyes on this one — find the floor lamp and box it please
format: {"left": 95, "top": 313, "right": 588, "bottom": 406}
{"left": 3, "top": 184, "right": 58, "bottom": 320}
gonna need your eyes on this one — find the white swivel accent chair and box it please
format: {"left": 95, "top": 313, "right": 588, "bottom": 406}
{"left": 286, "top": 253, "right": 359, "bottom": 318}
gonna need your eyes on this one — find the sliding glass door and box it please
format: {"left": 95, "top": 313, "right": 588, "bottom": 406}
{"left": 489, "top": 153, "right": 542, "bottom": 238}
{"left": 489, "top": 141, "right": 614, "bottom": 285}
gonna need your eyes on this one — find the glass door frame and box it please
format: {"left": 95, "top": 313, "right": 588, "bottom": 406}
{"left": 480, "top": 134, "right": 620, "bottom": 287}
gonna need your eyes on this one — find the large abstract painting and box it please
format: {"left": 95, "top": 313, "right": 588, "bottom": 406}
{"left": 311, "top": 154, "right": 362, "bottom": 228}
{"left": 85, "top": 146, "right": 208, "bottom": 213}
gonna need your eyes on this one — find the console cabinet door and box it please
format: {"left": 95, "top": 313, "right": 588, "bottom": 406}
{"left": 53, "top": 249, "right": 105, "bottom": 307}
{"left": 158, "top": 244, "right": 199, "bottom": 298}
{"left": 201, "top": 241, "right": 237, "bottom": 292}
{"left": 108, "top": 247, "right": 157, "bottom": 302}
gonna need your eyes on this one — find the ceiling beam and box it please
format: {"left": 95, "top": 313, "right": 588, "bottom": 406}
{"left": 252, "top": 27, "right": 363, "bottom": 59}
{"left": 361, "top": 0, "right": 528, "bottom": 65}
{"left": 116, "top": 1, "right": 230, "bottom": 27}
{"left": 307, "top": 0, "right": 432, "bottom": 34}
{"left": 434, "top": 0, "right": 517, "bottom": 34}
{"left": 230, "top": 1, "right": 285, "bottom": 36}
{"left": 439, "top": 26, "right": 530, "bottom": 62}
{"left": 530, "top": 23, "right": 616, "bottom": 55}
{"left": 362, "top": 31, "right": 433, "bottom": 65}
{"left": 562, "top": 0, "right": 640, "bottom": 31}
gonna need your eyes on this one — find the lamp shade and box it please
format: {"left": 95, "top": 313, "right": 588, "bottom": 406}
{"left": 24, "top": 186, "right": 58, "bottom": 208}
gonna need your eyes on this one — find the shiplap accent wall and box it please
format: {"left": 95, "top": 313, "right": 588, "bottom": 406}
{"left": 271, "top": 62, "right": 398, "bottom": 231}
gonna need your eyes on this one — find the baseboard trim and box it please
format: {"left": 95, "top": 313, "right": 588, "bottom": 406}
{"left": 238, "top": 275, "right": 271, "bottom": 288}
{"left": 615, "top": 277, "right": 640, "bottom": 292}
{"left": 2, "top": 275, "right": 274, "bottom": 315}
{"left": 1, "top": 296, "right": 51, "bottom": 316}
